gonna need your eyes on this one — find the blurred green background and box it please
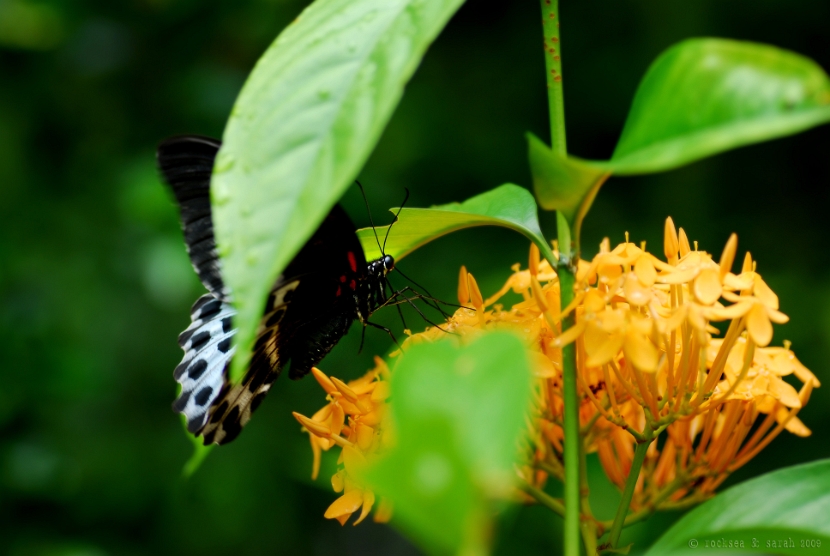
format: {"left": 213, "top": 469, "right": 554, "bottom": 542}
{"left": 2, "top": 0, "right": 829, "bottom": 554}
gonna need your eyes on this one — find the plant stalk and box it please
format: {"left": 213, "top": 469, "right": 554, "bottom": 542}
{"left": 557, "top": 253, "right": 580, "bottom": 556}
{"left": 602, "top": 474, "right": 687, "bottom": 530}
{"left": 543, "top": 2, "right": 578, "bottom": 554}
{"left": 607, "top": 440, "right": 649, "bottom": 548}
{"left": 520, "top": 480, "right": 567, "bottom": 517}
{"left": 541, "top": 0, "right": 566, "bottom": 156}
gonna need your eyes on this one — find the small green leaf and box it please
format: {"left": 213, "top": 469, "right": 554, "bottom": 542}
{"left": 611, "top": 38, "right": 830, "bottom": 174}
{"left": 357, "top": 183, "right": 556, "bottom": 266}
{"left": 391, "top": 333, "right": 533, "bottom": 486}
{"left": 644, "top": 459, "right": 830, "bottom": 555}
{"left": 527, "top": 133, "right": 610, "bottom": 228}
{"left": 180, "top": 416, "right": 213, "bottom": 477}
{"left": 364, "top": 332, "right": 533, "bottom": 554}
{"left": 368, "top": 417, "right": 482, "bottom": 554}
{"left": 212, "top": 0, "right": 466, "bottom": 381}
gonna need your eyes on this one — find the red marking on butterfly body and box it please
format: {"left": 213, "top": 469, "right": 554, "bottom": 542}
{"left": 347, "top": 251, "right": 357, "bottom": 272}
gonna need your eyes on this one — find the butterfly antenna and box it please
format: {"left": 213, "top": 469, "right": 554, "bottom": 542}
{"left": 356, "top": 180, "right": 384, "bottom": 254}
{"left": 382, "top": 188, "right": 409, "bottom": 255}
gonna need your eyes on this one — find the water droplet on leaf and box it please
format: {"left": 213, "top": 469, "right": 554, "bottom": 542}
{"left": 214, "top": 151, "right": 236, "bottom": 174}
{"left": 212, "top": 181, "right": 232, "bottom": 206}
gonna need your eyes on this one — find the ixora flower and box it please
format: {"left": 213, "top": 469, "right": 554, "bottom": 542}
{"left": 295, "top": 217, "right": 819, "bottom": 525}
{"left": 292, "top": 361, "right": 393, "bottom": 526}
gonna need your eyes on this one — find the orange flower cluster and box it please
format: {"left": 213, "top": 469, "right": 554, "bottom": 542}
{"left": 293, "top": 362, "right": 393, "bottom": 526}
{"left": 400, "top": 218, "right": 818, "bottom": 513}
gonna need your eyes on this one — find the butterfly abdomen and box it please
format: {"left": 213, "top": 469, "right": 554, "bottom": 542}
{"left": 285, "top": 309, "right": 354, "bottom": 380}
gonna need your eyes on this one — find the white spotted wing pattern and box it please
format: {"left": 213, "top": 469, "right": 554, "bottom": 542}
{"left": 195, "top": 280, "right": 298, "bottom": 445}
{"left": 173, "top": 295, "right": 235, "bottom": 433}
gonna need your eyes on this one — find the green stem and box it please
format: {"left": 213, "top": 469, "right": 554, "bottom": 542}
{"left": 541, "top": 0, "right": 566, "bottom": 156}
{"left": 520, "top": 480, "right": 567, "bottom": 518}
{"left": 556, "top": 211, "right": 572, "bottom": 260}
{"left": 580, "top": 406, "right": 603, "bottom": 435}
{"left": 557, "top": 259, "right": 580, "bottom": 556}
{"left": 607, "top": 441, "right": 649, "bottom": 548}
{"left": 611, "top": 475, "right": 687, "bottom": 529}
{"left": 543, "top": 3, "right": 576, "bottom": 553}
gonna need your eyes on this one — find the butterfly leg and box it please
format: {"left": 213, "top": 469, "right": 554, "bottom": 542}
{"left": 363, "top": 320, "right": 400, "bottom": 348}
{"left": 395, "top": 302, "right": 408, "bottom": 331}
{"left": 384, "top": 279, "right": 408, "bottom": 331}
{"left": 358, "top": 323, "right": 368, "bottom": 354}
{"left": 392, "top": 268, "right": 467, "bottom": 317}
{"left": 382, "top": 282, "right": 465, "bottom": 319}
{"left": 381, "top": 286, "right": 450, "bottom": 332}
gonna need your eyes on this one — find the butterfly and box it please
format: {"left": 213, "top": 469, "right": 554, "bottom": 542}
{"left": 157, "top": 135, "right": 397, "bottom": 445}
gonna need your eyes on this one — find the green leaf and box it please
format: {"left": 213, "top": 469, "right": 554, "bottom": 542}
{"left": 527, "top": 133, "right": 610, "bottom": 229}
{"left": 528, "top": 38, "right": 830, "bottom": 234}
{"left": 391, "top": 333, "right": 533, "bottom": 485}
{"left": 364, "top": 332, "right": 533, "bottom": 554}
{"left": 211, "top": 0, "right": 466, "bottom": 381}
{"left": 644, "top": 459, "right": 830, "bottom": 555}
{"left": 182, "top": 440, "right": 213, "bottom": 479}
{"left": 611, "top": 38, "right": 830, "bottom": 174}
{"left": 180, "top": 415, "right": 213, "bottom": 477}
{"left": 357, "top": 184, "right": 556, "bottom": 266}
{"left": 367, "top": 417, "right": 482, "bottom": 554}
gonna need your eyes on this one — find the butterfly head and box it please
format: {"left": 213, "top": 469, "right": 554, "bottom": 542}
{"left": 368, "top": 254, "right": 395, "bottom": 277}
{"left": 382, "top": 254, "right": 394, "bottom": 273}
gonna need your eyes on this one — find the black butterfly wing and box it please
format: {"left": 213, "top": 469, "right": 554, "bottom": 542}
{"left": 280, "top": 204, "right": 370, "bottom": 378}
{"left": 197, "top": 206, "right": 367, "bottom": 445}
{"left": 157, "top": 135, "right": 229, "bottom": 301}
{"left": 158, "top": 134, "right": 369, "bottom": 445}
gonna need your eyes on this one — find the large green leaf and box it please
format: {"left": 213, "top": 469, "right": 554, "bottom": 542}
{"left": 212, "top": 0, "right": 466, "bottom": 381}
{"left": 611, "top": 38, "right": 830, "bottom": 174}
{"left": 364, "top": 332, "right": 533, "bottom": 554}
{"left": 530, "top": 39, "right": 830, "bottom": 221}
{"left": 644, "top": 459, "right": 830, "bottom": 555}
{"left": 357, "top": 184, "right": 556, "bottom": 266}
